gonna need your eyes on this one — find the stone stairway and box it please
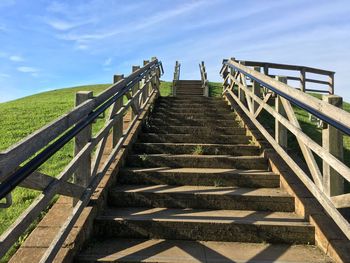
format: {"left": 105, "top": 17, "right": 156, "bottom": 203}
{"left": 176, "top": 80, "right": 203, "bottom": 96}
{"left": 76, "top": 96, "right": 332, "bottom": 262}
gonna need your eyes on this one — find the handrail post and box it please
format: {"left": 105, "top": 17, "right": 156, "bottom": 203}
{"left": 73, "top": 91, "right": 93, "bottom": 205}
{"left": 322, "top": 95, "right": 344, "bottom": 196}
{"left": 201, "top": 61, "right": 209, "bottom": 97}
{"left": 238, "top": 61, "right": 246, "bottom": 104}
{"left": 132, "top": 65, "right": 141, "bottom": 118}
{"left": 152, "top": 57, "right": 160, "bottom": 98}
{"left": 275, "top": 76, "right": 288, "bottom": 149}
{"left": 222, "top": 59, "right": 230, "bottom": 104}
{"left": 143, "top": 60, "right": 150, "bottom": 103}
{"left": 329, "top": 73, "right": 335, "bottom": 95}
{"left": 112, "top": 74, "right": 124, "bottom": 146}
{"left": 300, "top": 68, "right": 306, "bottom": 92}
{"left": 252, "top": 66, "right": 261, "bottom": 113}
{"left": 173, "top": 61, "right": 179, "bottom": 97}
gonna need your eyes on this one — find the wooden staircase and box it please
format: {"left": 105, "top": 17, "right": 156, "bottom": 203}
{"left": 76, "top": 96, "right": 332, "bottom": 262}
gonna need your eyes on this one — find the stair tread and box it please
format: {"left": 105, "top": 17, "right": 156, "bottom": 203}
{"left": 77, "top": 238, "right": 332, "bottom": 263}
{"left": 112, "top": 184, "right": 290, "bottom": 197}
{"left": 134, "top": 142, "right": 257, "bottom": 147}
{"left": 130, "top": 153, "right": 262, "bottom": 158}
{"left": 121, "top": 167, "right": 275, "bottom": 175}
{"left": 98, "top": 207, "right": 310, "bottom": 226}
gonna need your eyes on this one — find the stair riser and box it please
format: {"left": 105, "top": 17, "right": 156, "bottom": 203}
{"left": 156, "top": 101, "right": 227, "bottom": 106}
{"left": 118, "top": 171, "right": 280, "bottom": 188}
{"left": 143, "top": 126, "right": 245, "bottom": 135}
{"left": 118, "top": 170, "right": 280, "bottom": 188}
{"left": 149, "top": 119, "right": 240, "bottom": 127}
{"left": 109, "top": 192, "right": 295, "bottom": 212}
{"left": 138, "top": 134, "right": 251, "bottom": 144}
{"left": 151, "top": 113, "right": 235, "bottom": 120}
{"left": 94, "top": 220, "right": 315, "bottom": 244}
{"left": 133, "top": 143, "right": 259, "bottom": 156}
{"left": 176, "top": 90, "right": 203, "bottom": 92}
{"left": 154, "top": 108, "right": 231, "bottom": 114}
{"left": 126, "top": 156, "right": 267, "bottom": 169}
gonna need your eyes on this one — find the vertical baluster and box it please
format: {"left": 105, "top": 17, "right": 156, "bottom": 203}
{"left": 112, "top": 74, "right": 124, "bottom": 146}
{"left": 322, "top": 95, "right": 344, "bottom": 196}
{"left": 275, "top": 76, "right": 288, "bottom": 149}
{"left": 73, "top": 91, "right": 92, "bottom": 205}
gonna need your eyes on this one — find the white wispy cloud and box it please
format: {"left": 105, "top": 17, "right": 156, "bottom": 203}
{"left": 59, "top": 1, "right": 213, "bottom": 42}
{"left": 45, "top": 18, "right": 95, "bottom": 31}
{"left": 17, "top": 66, "right": 39, "bottom": 73}
{"left": 9, "top": 55, "right": 24, "bottom": 62}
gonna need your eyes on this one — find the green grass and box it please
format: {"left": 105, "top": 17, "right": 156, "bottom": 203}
{"left": 0, "top": 82, "right": 171, "bottom": 262}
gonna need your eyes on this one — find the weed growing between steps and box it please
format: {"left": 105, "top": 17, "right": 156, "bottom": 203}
{"left": 192, "top": 145, "right": 204, "bottom": 155}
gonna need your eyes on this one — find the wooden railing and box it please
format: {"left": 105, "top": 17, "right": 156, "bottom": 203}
{"left": 0, "top": 58, "right": 163, "bottom": 261}
{"left": 237, "top": 59, "right": 335, "bottom": 94}
{"left": 172, "top": 61, "right": 180, "bottom": 96}
{"left": 220, "top": 58, "right": 350, "bottom": 239}
{"left": 199, "top": 61, "right": 209, "bottom": 97}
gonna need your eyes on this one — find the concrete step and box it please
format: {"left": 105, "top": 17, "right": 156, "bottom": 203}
{"left": 93, "top": 207, "right": 315, "bottom": 244}
{"left": 77, "top": 238, "right": 332, "bottom": 263}
{"left": 151, "top": 112, "right": 235, "bottom": 120}
{"left": 143, "top": 126, "right": 246, "bottom": 135}
{"left": 155, "top": 105, "right": 230, "bottom": 112}
{"left": 177, "top": 80, "right": 202, "bottom": 84}
{"left": 118, "top": 167, "right": 280, "bottom": 188}
{"left": 138, "top": 133, "right": 251, "bottom": 144}
{"left": 176, "top": 93, "right": 204, "bottom": 97}
{"left": 156, "top": 99, "right": 226, "bottom": 105}
{"left": 149, "top": 118, "right": 240, "bottom": 127}
{"left": 154, "top": 107, "right": 231, "bottom": 114}
{"left": 156, "top": 98, "right": 222, "bottom": 104}
{"left": 176, "top": 88, "right": 203, "bottom": 92}
{"left": 109, "top": 185, "right": 294, "bottom": 212}
{"left": 126, "top": 154, "right": 267, "bottom": 169}
{"left": 133, "top": 143, "right": 260, "bottom": 156}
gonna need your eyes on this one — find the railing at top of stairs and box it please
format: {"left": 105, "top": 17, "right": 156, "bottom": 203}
{"left": 172, "top": 61, "right": 180, "bottom": 96}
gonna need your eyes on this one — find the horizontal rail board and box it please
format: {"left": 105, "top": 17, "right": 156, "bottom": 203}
{"left": 224, "top": 60, "right": 350, "bottom": 136}
{"left": 238, "top": 60, "right": 335, "bottom": 75}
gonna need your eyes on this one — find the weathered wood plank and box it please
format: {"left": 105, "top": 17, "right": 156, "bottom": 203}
{"left": 224, "top": 89, "right": 350, "bottom": 239}
{"left": 331, "top": 193, "right": 350, "bottom": 209}
{"left": 239, "top": 60, "right": 335, "bottom": 75}
{"left": 280, "top": 97, "right": 323, "bottom": 189}
{"left": 227, "top": 73, "right": 350, "bottom": 183}
{"left": 228, "top": 59, "right": 350, "bottom": 130}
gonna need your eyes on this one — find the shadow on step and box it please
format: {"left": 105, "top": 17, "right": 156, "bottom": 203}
{"left": 80, "top": 238, "right": 310, "bottom": 262}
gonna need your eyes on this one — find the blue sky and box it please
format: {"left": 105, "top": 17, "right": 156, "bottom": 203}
{"left": 0, "top": 0, "right": 350, "bottom": 102}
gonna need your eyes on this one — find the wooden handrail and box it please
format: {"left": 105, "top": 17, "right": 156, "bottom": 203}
{"left": 199, "top": 61, "right": 209, "bottom": 97}
{"left": 221, "top": 57, "right": 350, "bottom": 239}
{"left": 0, "top": 58, "right": 163, "bottom": 261}
{"left": 172, "top": 61, "right": 180, "bottom": 96}
{"left": 237, "top": 59, "right": 335, "bottom": 94}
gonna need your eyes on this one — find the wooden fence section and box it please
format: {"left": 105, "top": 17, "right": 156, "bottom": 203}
{"left": 0, "top": 58, "right": 163, "bottom": 262}
{"left": 238, "top": 59, "right": 335, "bottom": 94}
{"left": 199, "top": 61, "right": 209, "bottom": 96}
{"left": 172, "top": 61, "right": 180, "bottom": 96}
{"left": 220, "top": 58, "right": 350, "bottom": 239}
